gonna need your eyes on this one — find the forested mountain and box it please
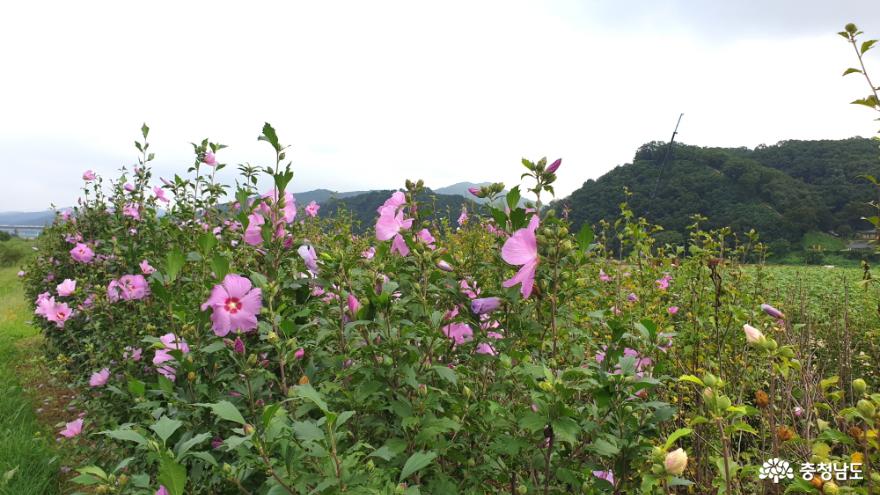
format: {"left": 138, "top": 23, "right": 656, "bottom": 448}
{"left": 561, "top": 137, "right": 880, "bottom": 246}
{"left": 319, "top": 189, "right": 474, "bottom": 233}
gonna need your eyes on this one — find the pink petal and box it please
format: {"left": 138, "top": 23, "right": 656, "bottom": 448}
{"left": 501, "top": 229, "right": 537, "bottom": 266}
{"left": 222, "top": 274, "right": 253, "bottom": 299}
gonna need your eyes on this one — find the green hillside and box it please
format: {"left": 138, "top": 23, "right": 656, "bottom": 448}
{"left": 561, "top": 137, "right": 880, "bottom": 252}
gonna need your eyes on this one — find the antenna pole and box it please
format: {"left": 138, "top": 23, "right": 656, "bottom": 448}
{"left": 651, "top": 113, "right": 684, "bottom": 200}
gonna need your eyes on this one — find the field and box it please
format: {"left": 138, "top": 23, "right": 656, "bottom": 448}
{"left": 5, "top": 128, "right": 880, "bottom": 494}
{"left": 0, "top": 266, "right": 60, "bottom": 494}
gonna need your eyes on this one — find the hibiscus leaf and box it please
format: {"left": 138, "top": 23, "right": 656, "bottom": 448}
{"left": 101, "top": 428, "right": 149, "bottom": 446}
{"left": 664, "top": 428, "right": 693, "bottom": 449}
{"left": 506, "top": 186, "right": 521, "bottom": 211}
{"left": 196, "top": 401, "right": 247, "bottom": 425}
{"left": 399, "top": 451, "right": 437, "bottom": 482}
{"left": 431, "top": 365, "right": 457, "bottom": 385}
{"left": 211, "top": 254, "right": 229, "bottom": 280}
{"left": 165, "top": 249, "right": 185, "bottom": 282}
{"left": 157, "top": 456, "right": 187, "bottom": 495}
{"left": 576, "top": 224, "right": 594, "bottom": 252}
{"left": 295, "top": 383, "right": 330, "bottom": 414}
{"left": 150, "top": 416, "right": 183, "bottom": 444}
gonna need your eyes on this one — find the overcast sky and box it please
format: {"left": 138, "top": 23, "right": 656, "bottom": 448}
{"left": 2, "top": 0, "right": 880, "bottom": 211}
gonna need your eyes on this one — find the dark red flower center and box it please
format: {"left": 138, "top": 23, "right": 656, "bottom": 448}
{"left": 224, "top": 298, "right": 242, "bottom": 314}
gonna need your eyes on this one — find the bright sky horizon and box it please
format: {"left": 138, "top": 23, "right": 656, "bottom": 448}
{"left": 2, "top": 0, "right": 880, "bottom": 211}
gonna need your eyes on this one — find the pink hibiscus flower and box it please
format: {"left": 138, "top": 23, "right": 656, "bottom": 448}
{"left": 417, "top": 229, "right": 436, "bottom": 249}
{"left": 201, "top": 274, "right": 263, "bottom": 336}
{"left": 82, "top": 170, "right": 96, "bottom": 181}
{"left": 375, "top": 192, "right": 413, "bottom": 256}
{"left": 203, "top": 151, "right": 217, "bottom": 166}
{"left": 70, "top": 243, "right": 95, "bottom": 263}
{"left": 56, "top": 279, "right": 76, "bottom": 296}
{"left": 297, "top": 245, "right": 319, "bottom": 274}
{"left": 305, "top": 200, "right": 320, "bottom": 217}
{"left": 140, "top": 260, "right": 156, "bottom": 275}
{"left": 441, "top": 322, "right": 473, "bottom": 346}
{"left": 153, "top": 186, "right": 169, "bottom": 203}
{"left": 118, "top": 274, "right": 150, "bottom": 300}
{"left": 122, "top": 203, "right": 141, "bottom": 220}
{"left": 501, "top": 214, "right": 540, "bottom": 298}
{"left": 89, "top": 368, "right": 110, "bottom": 387}
{"left": 59, "top": 418, "right": 84, "bottom": 438}
{"left": 46, "top": 301, "right": 73, "bottom": 328}
{"left": 244, "top": 213, "right": 265, "bottom": 246}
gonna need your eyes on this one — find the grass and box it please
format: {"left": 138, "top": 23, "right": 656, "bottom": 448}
{"left": 800, "top": 230, "right": 846, "bottom": 251}
{"left": 0, "top": 266, "right": 60, "bottom": 495}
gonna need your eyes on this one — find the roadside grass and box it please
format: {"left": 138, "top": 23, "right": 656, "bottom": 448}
{"left": 0, "top": 266, "right": 60, "bottom": 495}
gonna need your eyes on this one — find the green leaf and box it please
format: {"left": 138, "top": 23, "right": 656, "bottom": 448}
{"left": 678, "top": 375, "right": 705, "bottom": 387}
{"left": 861, "top": 39, "right": 877, "bottom": 54}
{"left": 551, "top": 417, "right": 580, "bottom": 445}
{"left": 157, "top": 456, "right": 187, "bottom": 495}
{"left": 518, "top": 412, "right": 546, "bottom": 433}
{"left": 197, "top": 233, "right": 217, "bottom": 254}
{"left": 293, "top": 421, "right": 325, "bottom": 442}
{"left": 150, "top": 416, "right": 183, "bottom": 444}
{"left": 730, "top": 421, "right": 757, "bottom": 435}
{"left": 200, "top": 341, "right": 226, "bottom": 354}
{"left": 399, "top": 451, "right": 437, "bottom": 482}
{"left": 258, "top": 122, "right": 281, "bottom": 152}
{"left": 368, "top": 445, "right": 398, "bottom": 461}
{"left": 176, "top": 433, "right": 212, "bottom": 459}
{"left": 431, "top": 365, "right": 457, "bottom": 385}
{"left": 295, "top": 384, "right": 329, "bottom": 413}
{"left": 664, "top": 428, "right": 693, "bottom": 449}
{"left": 506, "top": 186, "right": 521, "bottom": 211}
{"left": 851, "top": 95, "right": 880, "bottom": 108}
{"left": 165, "top": 249, "right": 185, "bottom": 282}
{"left": 843, "top": 67, "right": 863, "bottom": 76}
{"left": 590, "top": 437, "right": 620, "bottom": 457}
{"left": 576, "top": 224, "right": 594, "bottom": 251}
{"left": 102, "top": 428, "right": 148, "bottom": 446}
{"left": 196, "top": 401, "right": 246, "bottom": 425}
{"left": 127, "top": 378, "right": 145, "bottom": 397}
{"left": 211, "top": 254, "right": 229, "bottom": 280}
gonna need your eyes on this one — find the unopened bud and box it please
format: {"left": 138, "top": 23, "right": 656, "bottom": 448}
{"left": 853, "top": 379, "right": 867, "bottom": 396}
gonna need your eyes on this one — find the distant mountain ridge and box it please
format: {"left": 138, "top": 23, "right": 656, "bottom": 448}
{"left": 0, "top": 210, "right": 57, "bottom": 226}
{"left": 0, "top": 182, "right": 487, "bottom": 227}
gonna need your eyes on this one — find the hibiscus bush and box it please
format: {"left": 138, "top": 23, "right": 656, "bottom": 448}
{"left": 20, "top": 123, "right": 880, "bottom": 494}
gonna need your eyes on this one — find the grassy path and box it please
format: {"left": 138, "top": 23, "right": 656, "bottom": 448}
{"left": 0, "top": 267, "right": 60, "bottom": 494}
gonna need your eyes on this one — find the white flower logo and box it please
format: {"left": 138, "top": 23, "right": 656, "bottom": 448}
{"left": 759, "top": 458, "right": 794, "bottom": 483}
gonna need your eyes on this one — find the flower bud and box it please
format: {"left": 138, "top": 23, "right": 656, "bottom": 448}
{"left": 244, "top": 424, "right": 255, "bottom": 435}
{"left": 742, "top": 324, "right": 764, "bottom": 345}
{"left": 418, "top": 384, "right": 427, "bottom": 396}
{"left": 187, "top": 371, "right": 197, "bottom": 382}
{"left": 857, "top": 399, "right": 876, "bottom": 419}
{"left": 664, "top": 448, "right": 688, "bottom": 475}
{"left": 463, "top": 385, "right": 473, "bottom": 399}
{"left": 703, "top": 374, "right": 718, "bottom": 388}
{"left": 823, "top": 481, "right": 839, "bottom": 495}
{"left": 517, "top": 485, "right": 528, "bottom": 495}
{"left": 853, "top": 378, "right": 867, "bottom": 396}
